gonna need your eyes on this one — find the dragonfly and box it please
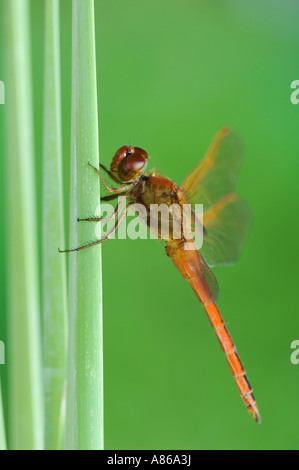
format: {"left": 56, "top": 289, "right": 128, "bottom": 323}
{"left": 59, "top": 127, "right": 260, "bottom": 423}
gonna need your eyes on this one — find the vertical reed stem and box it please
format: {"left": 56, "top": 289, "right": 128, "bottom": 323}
{"left": 65, "top": 0, "right": 104, "bottom": 450}
{"left": 5, "top": 0, "right": 43, "bottom": 450}
{"left": 42, "top": 0, "right": 67, "bottom": 450}
{"left": 0, "top": 380, "right": 6, "bottom": 450}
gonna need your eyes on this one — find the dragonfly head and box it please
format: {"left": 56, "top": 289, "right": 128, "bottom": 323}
{"left": 110, "top": 146, "right": 148, "bottom": 183}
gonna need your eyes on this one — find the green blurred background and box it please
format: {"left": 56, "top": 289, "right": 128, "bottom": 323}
{"left": 1, "top": 0, "right": 299, "bottom": 450}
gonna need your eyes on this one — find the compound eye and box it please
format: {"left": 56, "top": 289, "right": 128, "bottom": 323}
{"left": 110, "top": 146, "right": 130, "bottom": 170}
{"left": 118, "top": 154, "right": 146, "bottom": 182}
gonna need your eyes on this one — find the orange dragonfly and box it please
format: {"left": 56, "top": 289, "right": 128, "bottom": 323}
{"left": 60, "top": 127, "right": 260, "bottom": 423}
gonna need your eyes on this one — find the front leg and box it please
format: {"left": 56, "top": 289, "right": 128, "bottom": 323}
{"left": 99, "top": 163, "right": 120, "bottom": 184}
{"left": 88, "top": 162, "right": 125, "bottom": 194}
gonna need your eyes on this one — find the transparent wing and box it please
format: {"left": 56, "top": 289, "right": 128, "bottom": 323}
{"left": 198, "top": 251, "right": 219, "bottom": 300}
{"left": 200, "top": 195, "right": 249, "bottom": 267}
{"left": 181, "top": 127, "right": 242, "bottom": 207}
{"left": 181, "top": 128, "right": 249, "bottom": 267}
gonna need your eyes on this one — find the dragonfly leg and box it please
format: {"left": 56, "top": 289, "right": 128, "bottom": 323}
{"left": 101, "top": 194, "right": 124, "bottom": 202}
{"left": 99, "top": 163, "right": 110, "bottom": 174}
{"left": 99, "top": 163, "right": 120, "bottom": 184}
{"left": 78, "top": 196, "right": 126, "bottom": 222}
{"left": 88, "top": 162, "right": 124, "bottom": 193}
{"left": 58, "top": 202, "right": 132, "bottom": 253}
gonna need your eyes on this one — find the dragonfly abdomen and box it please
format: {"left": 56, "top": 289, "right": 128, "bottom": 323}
{"left": 204, "top": 301, "right": 261, "bottom": 423}
{"left": 168, "top": 243, "right": 261, "bottom": 423}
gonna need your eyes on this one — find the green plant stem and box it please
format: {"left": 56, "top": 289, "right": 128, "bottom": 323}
{"left": 0, "top": 380, "right": 6, "bottom": 450}
{"left": 65, "top": 0, "right": 103, "bottom": 450}
{"left": 5, "top": 0, "right": 43, "bottom": 450}
{"left": 42, "top": 0, "right": 67, "bottom": 450}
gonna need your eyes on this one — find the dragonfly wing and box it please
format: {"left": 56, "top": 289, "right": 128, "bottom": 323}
{"left": 200, "top": 195, "right": 250, "bottom": 267}
{"left": 180, "top": 128, "right": 249, "bottom": 267}
{"left": 198, "top": 250, "right": 219, "bottom": 300}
